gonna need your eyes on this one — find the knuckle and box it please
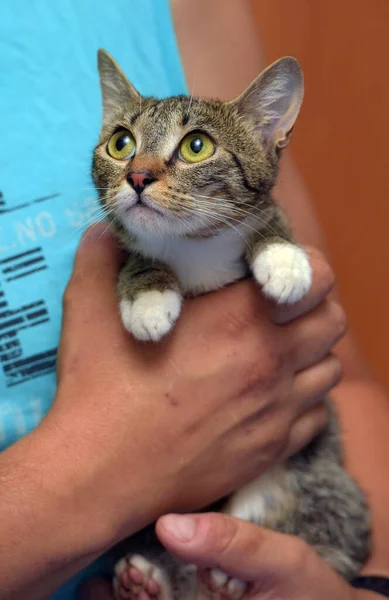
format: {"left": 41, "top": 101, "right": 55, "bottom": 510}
{"left": 318, "top": 260, "right": 335, "bottom": 296}
{"left": 283, "top": 536, "right": 312, "bottom": 573}
{"left": 242, "top": 348, "right": 284, "bottom": 394}
{"left": 215, "top": 283, "right": 261, "bottom": 339}
{"left": 329, "top": 355, "right": 343, "bottom": 385}
{"left": 329, "top": 301, "right": 348, "bottom": 336}
{"left": 306, "top": 247, "right": 335, "bottom": 294}
{"left": 62, "top": 274, "right": 82, "bottom": 310}
{"left": 310, "top": 403, "right": 330, "bottom": 435}
{"left": 206, "top": 513, "right": 242, "bottom": 555}
{"left": 259, "top": 351, "right": 285, "bottom": 387}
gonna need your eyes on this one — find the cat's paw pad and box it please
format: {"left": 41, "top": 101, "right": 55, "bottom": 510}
{"left": 199, "top": 568, "right": 247, "bottom": 600}
{"left": 113, "top": 554, "right": 172, "bottom": 600}
{"left": 252, "top": 243, "right": 311, "bottom": 304}
{"left": 120, "top": 290, "right": 182, "bottom": 341}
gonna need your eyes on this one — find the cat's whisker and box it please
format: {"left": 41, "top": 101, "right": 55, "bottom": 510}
{"left": 98, "top": 220, "right": 114, "bottom": 239}
{"left": 189, "top": 193, "right": 269, "bottom": 219}
{"left": 172, "top": 202, "right": 251, "bottom": 244}
{"left": 190, "top": 197, "right": 278, "bottom": 240}
{"left": 190, "top": 193, "right": 282, "bottom": 238}
{"left": 165, "top": 194, "right": 268, "bottom": 245}
{"left": 66, "top": 205, "right": 115, "bottom": 240}
{"left": 185, "top": 68, "right": 198, "bottom": 120}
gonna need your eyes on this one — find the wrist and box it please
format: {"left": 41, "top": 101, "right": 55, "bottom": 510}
{"left": 40, "top": 400, "right": 168, "bottom": 553}
{"left": 0, "top": 423, "right": 106, "bottom": 596}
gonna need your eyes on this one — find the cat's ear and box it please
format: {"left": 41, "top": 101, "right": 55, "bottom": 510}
{"left": 97, "top": 49, "right": 141, "bottom": 127}
{"left": 231, "top": 57, "right": 304, "bottom": 149}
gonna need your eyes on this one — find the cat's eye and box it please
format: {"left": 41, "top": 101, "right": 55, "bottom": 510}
{"left": 107, "top": 129, "right": 136, "bottom": 160}
{"left": 178, "top": 132, "right": 215, "bottom": 163}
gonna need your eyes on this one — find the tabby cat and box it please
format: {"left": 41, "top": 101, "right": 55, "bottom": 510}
{"left": 93, "top": 50, "right": 371, "bottom": 600}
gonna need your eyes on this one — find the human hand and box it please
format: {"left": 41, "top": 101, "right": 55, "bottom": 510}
{"left": 153, "top": 512, "right": 373, "bottom": 600}
{"left": 46, "top": 223, "right": 344, "bottom": 558}
{"left": 79, "top": 511, "right": 370, "bottom": 600}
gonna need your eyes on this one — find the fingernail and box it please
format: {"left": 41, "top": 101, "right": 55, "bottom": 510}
{"left": 161, "top": 515, "right": 196, "bottom": 542}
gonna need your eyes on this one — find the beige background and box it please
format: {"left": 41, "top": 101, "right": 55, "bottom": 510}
{"left": 251, "top": 0, "right": 389, "bottom": 387}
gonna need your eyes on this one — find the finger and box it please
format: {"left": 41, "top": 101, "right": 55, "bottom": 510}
{"left": 270, "top": 247, "right": 335, "bottom": 325}
{"left": 280, "top": 403, "right": 329, "bottom": 460}
{"left": 73, "top": 222, "right": 125, "bottom": 285}
{"left": 58, "top": 225, "right": 127, "bottom": 374}
{"left": 61, "top": 224, "right": 125, "bottom": 334}
{"left": 294, "top": 354, "right": 343, "bottom": 411}
{"left": 284, "top": 299, "right": 347, "bottom": 371}
{"left": 78, "top": 577, "right": 115, "bottom": 600}
{"left": 158, "top": 513, "right": 353, "bottom": 600}
{"left": 156, "top": 513, "right": 307, "bottom": 583}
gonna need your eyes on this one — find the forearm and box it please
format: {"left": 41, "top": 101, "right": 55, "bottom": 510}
{"left": 275, "top": 120, "right": 389, "bottom": 581}
{"left": 330, "top": 377, "right": 389, "bottom": 579}
{"left": 275, "top": 153, "right": 389, "bottom": 578}
{"left": 0, "top": 420, "right": 106, "bottom": 599}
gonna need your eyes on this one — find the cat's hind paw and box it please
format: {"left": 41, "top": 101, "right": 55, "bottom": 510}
{"left": 113, "top": 554, "right": 173, "bottom": 600}
{"left": 252, "top": 242, "right": 311, "bottom": 304}
{"left": 198, "top": 568, "right": 247, "bottom": 600}
{"left": 120, "top": 290, "right": 182, "bottom": 342}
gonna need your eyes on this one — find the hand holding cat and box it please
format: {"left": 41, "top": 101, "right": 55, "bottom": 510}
{"left": 52, "top": 223, "right": 344, "bottom": 555}
{"left": 79, "top": 513, "right": 369, "bottom": 600}
{"left": 154, "top": 513, "right": 371, "bottom": 600}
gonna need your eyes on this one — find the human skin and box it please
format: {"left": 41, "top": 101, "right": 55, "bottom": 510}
{"left": 177, "top": 0, "right": 389, "bottom": 589}
{"left": 0, "top": 225, "right": 342, "bottom": 600}
{"left": 82, "top": 1, "right": 389, "bottom": 597}
{"left": 80, "top": 513, "right": 379, "bottom": 600}
{"left": 2, "top": 2, "right": 387, "bottom": 599}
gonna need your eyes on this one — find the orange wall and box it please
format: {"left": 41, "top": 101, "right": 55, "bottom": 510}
{"left": 251, "top": 0, "right": 389, "bottom": 387}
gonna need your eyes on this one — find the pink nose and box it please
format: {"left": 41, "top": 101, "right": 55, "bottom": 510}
{"left": 127, "top": 171, "right": 157, "bottom": 195}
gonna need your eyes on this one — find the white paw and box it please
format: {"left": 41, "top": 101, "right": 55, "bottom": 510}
{"left": 120, "top": 290, "right": 182, "bottom": 341}
{"left": 202, "top": 568, "right": 247, "bottom": 600}
{"left": 252, "top": 243, "right": 311, "bottom": 304}
{"left": 113, "top": 554, "right": 172, "bottom": 600}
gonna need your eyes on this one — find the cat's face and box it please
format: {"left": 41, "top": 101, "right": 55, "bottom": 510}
{"left": 93, "top": 51, "right": 303, "bottom": 239}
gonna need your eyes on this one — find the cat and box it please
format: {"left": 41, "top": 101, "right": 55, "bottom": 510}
{"left": 93, "top": 49, "right": 371, "bottom": 600}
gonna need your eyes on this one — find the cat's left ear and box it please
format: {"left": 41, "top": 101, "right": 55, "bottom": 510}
{"left": 97, "top": 49, "right": 142, "bottom": 127}
{"left": 231, "top": 57, "right": 304, "bottom": 149}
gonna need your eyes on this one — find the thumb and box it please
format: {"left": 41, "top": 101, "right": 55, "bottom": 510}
{"left": 78, "top": 577, "right": 115, "bottom": 600}
{"left": 58, "top": 222, "right": 125, "bottom": 375}
{"left": 72, "top": 222, "right": 125, "bottom": 290}
{"left": 156, "top": 514, "right": 354, "bottom": 600}
{"left": 156, "top": 512, "right": 304, "bottom": 583}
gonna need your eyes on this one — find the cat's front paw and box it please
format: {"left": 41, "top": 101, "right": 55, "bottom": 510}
{"left": 252, "top": 242, "right": 311, "bottom": 304}
{"left": 113, "top": 554, "right": 172, "bottom": 600}
{"left": 120, "top": 290, "right": 182, "bottom": 341}
{"left": 199, "top": 568, "right": 247, "bottom": 600}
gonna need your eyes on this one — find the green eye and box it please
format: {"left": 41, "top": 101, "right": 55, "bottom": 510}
{"left": 107, "top": 129, "right": 136, "bottom": 160}
{"left": 178, "top": 132, "right": 215, "bottom": 163}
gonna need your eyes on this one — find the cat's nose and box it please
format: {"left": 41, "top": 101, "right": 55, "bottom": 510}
{"left": 127, "top": 171, "right": 157, "bottom": 195}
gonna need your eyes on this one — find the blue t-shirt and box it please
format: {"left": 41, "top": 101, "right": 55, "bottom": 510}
{"left": 0, "top": 1, "right": 187, "bottom": 596}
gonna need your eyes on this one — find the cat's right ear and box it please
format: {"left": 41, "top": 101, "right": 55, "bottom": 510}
{"left": 97, "top": 49, "right": 141, "bottom": 127}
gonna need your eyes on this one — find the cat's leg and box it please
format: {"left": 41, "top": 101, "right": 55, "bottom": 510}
{"left": 221, "top": 409, "right": 371, "bottom": 581}
{"left": 284, "top": 427, "right": 371, "bottom": 580}
{"left": 247, "top": 206, "right": 312, "bottom": 304}
{"left": 118, "top": 252, "right": 182, "bottom": 341}
{"left": 113, "top": 554, "right": 173, "bottom": 600}
{"left": 200, "top": 467, "right": 297, "bottom": 600}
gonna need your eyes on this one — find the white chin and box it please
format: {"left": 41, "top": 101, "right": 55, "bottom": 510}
{"left": 120, "top": 205, "right": 173, "bottom": 237}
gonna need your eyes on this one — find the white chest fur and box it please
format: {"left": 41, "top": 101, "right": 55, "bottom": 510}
{"left": 134, "top": 228, "right": 248, "bottom": 294}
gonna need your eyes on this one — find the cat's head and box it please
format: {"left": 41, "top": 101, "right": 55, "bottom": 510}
{"left": 93, "top": 50, "right": 303, "bottom": 239}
